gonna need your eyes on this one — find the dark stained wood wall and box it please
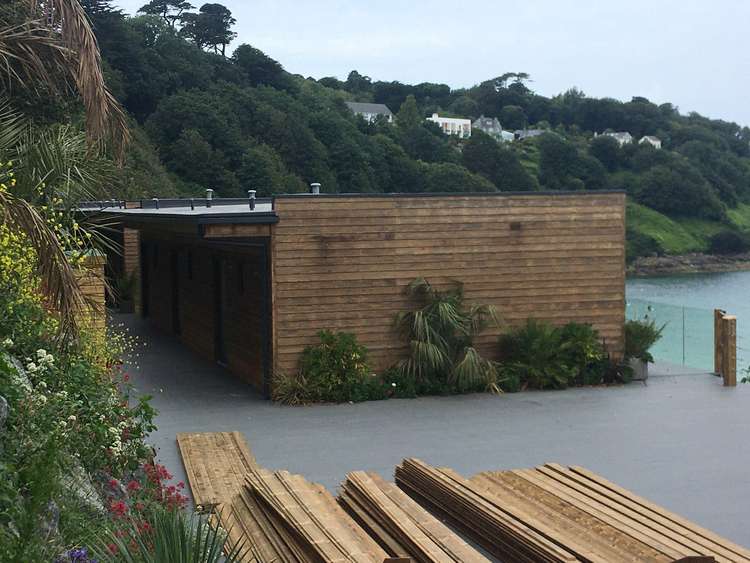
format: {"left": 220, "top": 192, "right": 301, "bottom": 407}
{"left": 138, "top": 230, "right": 268, "bottom": 391}
{"left": 270, "top": 193, "right": 626, "bottom": 375}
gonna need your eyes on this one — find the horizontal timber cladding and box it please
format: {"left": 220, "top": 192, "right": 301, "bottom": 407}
{"left": 271, "top": 193, "right": 626, "bottom": 375}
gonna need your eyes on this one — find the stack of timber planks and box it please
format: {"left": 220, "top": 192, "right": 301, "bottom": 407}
{"left": 338, "top": 471, "right": 489, "bottom": 562}
{"left": 240, "top": 466, "right": 388, "bottom": 562}
{"left": 177, "top": 433, "right": 750, "bottom": 563}
{"left": 396, "top": 458, "right": 750, "bottom": 563}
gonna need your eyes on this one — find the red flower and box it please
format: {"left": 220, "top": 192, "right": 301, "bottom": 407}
{"left": 110, "top": 500, "right": 128, "bottom": 518}
{"left": 123, "top": 373, "right": 130, "bottom": 382}
{"left": 109, "top": 478, "right": 119, "bottom": 488}
{"left": 126, "top": 480, "right": 141, "bottom": 492}
{"left": 108, "top": 543, "right": 118, "bottom": 554}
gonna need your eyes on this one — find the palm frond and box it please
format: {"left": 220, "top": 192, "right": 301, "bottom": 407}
{"left": 0, "top": 189, "right": 84, "bottom": 343}
{"left": 451, "top": 347, "right": 501, "bottom": 393}
{"left": 3, "top": 0, "right": 130, "bottom": 160}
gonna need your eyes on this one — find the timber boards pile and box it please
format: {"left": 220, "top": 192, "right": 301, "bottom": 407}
{"left": 395, "top": 458, "right": 748, "bottom": 563}
{"left": 338, "top": 471, "right": 489, "bottom": 562}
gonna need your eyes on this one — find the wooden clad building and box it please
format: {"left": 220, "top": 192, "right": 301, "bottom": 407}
{"left": 106, "top": 191, "right": 626, "bottom": 396}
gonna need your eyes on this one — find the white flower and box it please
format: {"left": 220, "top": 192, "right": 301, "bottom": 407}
{"left": 2, "top": 338, "right": 13, "bottom": 347}
{"left": 58, "top": 421, "right": 67, "bottom": 428}
{"left": 68, "top": 415, "right": 76, "bottom": 423}
{"left": 38, "top": 381, "right": 47, "bottom": 389}
{"left": 391, "top": 382, "right": 397, "bottom": 387}
{"left": 36, "top": 349, "right": 46, "bottom": 358}
{"left": 37, "top": 395, "right": 47, "bottom": 404}
{"left": 26, "top": 362, "right": 37, "bottom": 372}
{"left": 99, "top": 414, "right": 106, "bottom": 422}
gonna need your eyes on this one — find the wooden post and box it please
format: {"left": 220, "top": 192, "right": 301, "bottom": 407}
{"left": 123, "top": 227, "right": 141, "bottom": 314}
{"left": 721, "top": 315, "right": 737, "bottom": 387}
{"left": 74, "top": 253, "right": 107, "bottom": 334}
{"left": 714, "top": 308, "right": 725, "bottom": 376}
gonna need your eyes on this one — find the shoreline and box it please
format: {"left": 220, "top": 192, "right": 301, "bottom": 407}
{"left": 628, "top": 252, "right": 750, "bottom": 277}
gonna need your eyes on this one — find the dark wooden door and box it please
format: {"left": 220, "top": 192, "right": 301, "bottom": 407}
{"left": 140, "top": 242, "right": 150, "bottom": 318}
{"left": 170, "top": 250, "right": 181, "bottom": 335}
{"left": 213, "top": 257, "right": 227, "bottom": 365}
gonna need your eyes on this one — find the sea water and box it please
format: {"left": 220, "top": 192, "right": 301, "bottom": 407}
{"left": 626, "top": 270, "right": 750, "bottom": 373}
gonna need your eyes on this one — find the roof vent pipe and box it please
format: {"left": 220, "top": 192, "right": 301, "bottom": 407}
{"left": 248, "top": 189, "right": 256, "bottom": 210}
{"left": 310, "top": 182, "right": 321, "bottom": 195}
{"left": 206, "top": 188, "right": 213, "bottom": 207}
{"left": 152, "top": 197, "right": 159, "bottom": 209}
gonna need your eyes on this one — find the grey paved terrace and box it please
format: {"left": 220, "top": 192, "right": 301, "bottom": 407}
{"left": 119, "top": 314, "right": 750, "bottom": 546}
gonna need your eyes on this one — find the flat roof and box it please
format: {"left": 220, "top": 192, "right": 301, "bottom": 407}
{"left": 95, "top": 198, "right": 278, "bottom": 225}
{"left": 83, "top": 190, "right": 625, "bottom": 225}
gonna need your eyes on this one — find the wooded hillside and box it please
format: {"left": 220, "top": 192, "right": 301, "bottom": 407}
{"left": 9, "top": 0, "right": 750, "bottom": 260}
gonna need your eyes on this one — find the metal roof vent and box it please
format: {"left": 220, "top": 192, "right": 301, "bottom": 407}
{"left": 248, "top": 189, "right": 256, "bottom": 210}
{"left": 205, "top": 188, "right": 213, "bottom": 207}
{"left": 310, "top": 182, "right": 321, "bottom": 195}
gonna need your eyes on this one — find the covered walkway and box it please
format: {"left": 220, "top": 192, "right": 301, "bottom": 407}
{"left": 121, "top": 313, "right": 750, "bottom": 547}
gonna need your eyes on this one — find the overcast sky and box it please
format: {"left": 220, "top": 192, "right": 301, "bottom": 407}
{"left": 115, "top": 0, "right": 750, "bottom": 126}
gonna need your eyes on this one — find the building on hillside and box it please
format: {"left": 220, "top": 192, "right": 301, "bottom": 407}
{"left": 514, "top": 129, "right": 546, "bottom": 141}
{"left": 97, "top": 187, "right": 626, "bottom": 397}
{"left": 603, "top": 131, "right": 634, "bottom": 146}
{"left": 427, "top": 113, "right": 472, "bottom": 138}
{"left": 473, "top": 115, "right": 504, "bottom": 139}
{"left": 639, "top": 135, "right": 662, "bottom": 149}
{"left": 345, "top": 102, "right": 393, "bottom": 123}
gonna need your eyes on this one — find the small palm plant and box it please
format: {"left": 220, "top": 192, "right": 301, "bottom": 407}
{"left": 394, "top": 278, "right": 502, "bottom": 393}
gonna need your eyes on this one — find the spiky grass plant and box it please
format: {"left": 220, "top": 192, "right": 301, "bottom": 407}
{"left": 95, "top": 508, "right": 250, "bottom": 563}
{"left": 395, "top": 278, "right": 502, "bottom": 393}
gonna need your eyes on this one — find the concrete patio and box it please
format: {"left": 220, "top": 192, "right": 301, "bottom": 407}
{"left": 120, "top": 314, "right": 750, "bottom": 546}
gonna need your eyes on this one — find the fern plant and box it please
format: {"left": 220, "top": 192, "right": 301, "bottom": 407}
{"left": 394, "top": 278, "right": 502, "bottom": 393}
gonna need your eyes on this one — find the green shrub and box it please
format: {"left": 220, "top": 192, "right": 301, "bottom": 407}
{"left": 394, "top": 278, "right": 502, "bottom": 394}
{"left": 558, "top": 322, "right": 607, "bottom": 385}
{"left": 297, "top": 330, "right": 372, "bottom": 403}
{"left": 624, "top": 319, "right": 664, "bottom": 362}
{"left": 708, "top": 230, "right": 750, "bottom": 255}
{"left": 498, "top": 320, "right": 613, "bottom": 390}
{"left": 498, "top": 319, "right": 575, "bottom": 390}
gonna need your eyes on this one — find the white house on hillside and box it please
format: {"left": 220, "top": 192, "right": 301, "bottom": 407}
{"left": 602, "top": 131, "right": 633, "bottom": 146}
{"left": 639, "top": 135, "right": 662, "bottom": 149}
{"left": 427, "top": 113, "right": 472, "bottom": 138}
{"left": 345, "top": 102, "right": 394, "bottom": 123}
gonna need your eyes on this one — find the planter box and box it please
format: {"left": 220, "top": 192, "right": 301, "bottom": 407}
{"left": 629, "top": 358, "right": 648, "bottom": 381}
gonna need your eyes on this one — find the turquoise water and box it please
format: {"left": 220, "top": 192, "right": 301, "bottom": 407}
{"left": 626, "top": 271, "right": 750, "bottom": 372}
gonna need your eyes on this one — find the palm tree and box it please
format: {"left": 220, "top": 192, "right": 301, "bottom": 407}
{"left": 0, "top": 0, "right": 128, "bottom": 342}
{"left": 0, "top": 0, "right": 129, "bottom": 158}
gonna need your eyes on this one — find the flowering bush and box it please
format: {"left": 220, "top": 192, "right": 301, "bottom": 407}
{"left": 0, "top": 221, "right": 161, "bottom": 561}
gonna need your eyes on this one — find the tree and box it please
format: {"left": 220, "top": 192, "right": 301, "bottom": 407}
{"left": 232, "top": 45, "right": 293, "bottom": 90}
{"left": 589, "top": 135, "right": 621, "bottom": 172}
{"left": 180, "top": 2, "right": 236, "bottom": 55}
{"left": 421, "top": 162, "right": 497, "bottom": 193}
{"left": 0, "top": 0, "right": 128, "bottom": 157}
{"left": 635, "top": 163, "right": 725, "bottom": 220}
{"left": 138, "top": 0, "right": 194, "bottom": 28}
{"left": 500, "top": 105, "right": 527, "bottom": 130}
{"left": 462, "top": 131, "right": 537, "bottom": 191}
{"left": 397, "top": 94, "right": 422, "bottom": 130}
